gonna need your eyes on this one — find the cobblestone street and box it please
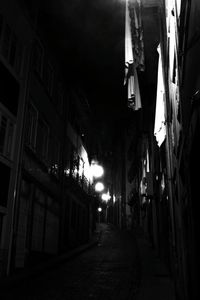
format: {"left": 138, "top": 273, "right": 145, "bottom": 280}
{"left": 1, "top": 224, "right": 141, "bottom": 300}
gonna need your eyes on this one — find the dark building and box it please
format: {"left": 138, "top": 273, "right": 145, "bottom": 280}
{"left": 110, "top": 1, "right": 200, "bottom": 300}
{"left": 0, "top": 0, "right": 98, "bottom": 276}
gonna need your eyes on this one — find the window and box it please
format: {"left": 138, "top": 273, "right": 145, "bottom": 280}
{"left": 0, "top": 109, "right": 15, "bottom": 160}
{"left": 32, "top": 41, "right": 43, "bottom": 77}
{"left": 25, "top": 102, "right": 38, "bottom": 150}
{"left": 36, "top": 118, "right": 49, "bottom": 162}
{"left": 1, "top": 24, "right": 11, "bottom": 60}
{"left": 0, "top": 161, "right": 11, "bottom": 207}
{"left": 0, "top": 60, "right": 20, "bottom": 116}
{"left": 0, "top": 16, "right": 23, "bottom": 75}
{"left": 31, "top": 188, "right": 59, "bottom": 254}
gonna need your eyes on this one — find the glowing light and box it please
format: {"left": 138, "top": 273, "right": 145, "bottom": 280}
{"left": 98, "top": 207, "right": 102, "bottom": 212}
{"left": 78, "top": 159, "right": 84, "bottom": 177}
{"left": 80, "top": 146, "right": 91, "bottom": 182}
{"left": 90, "top": 160, "right": 104, "bottom": 178}
{"left": 64, "top": 168, "right": 70, "bottom": 176}
{"left": 101, "top": 191, "right": 111, "bottom": 202}
{"left": 95, "top": 182, "right": 104, "bottom": 192}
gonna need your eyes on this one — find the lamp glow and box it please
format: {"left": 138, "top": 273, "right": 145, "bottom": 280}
{"left": 101, "top": 192, "right": 111, "bottom": 202}
{"left": 95, "top": 182, "right": 104, "bottom": 192}
{"left": 90, "top": 161, "right": 104, "bottom": 178}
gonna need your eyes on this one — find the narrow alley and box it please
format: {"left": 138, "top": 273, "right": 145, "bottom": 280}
{"left": 1, "top": 1, "right": 200, "bottom": 299}
{"left": 1, "top": 224, "right": 175, "bottom": 300}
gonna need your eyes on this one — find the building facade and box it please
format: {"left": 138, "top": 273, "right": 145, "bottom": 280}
{"left": 112, "top": 1, "right": 200, "bottom": 300}
{"left": 0, "top": 0, "right": 96, "bottom": 277}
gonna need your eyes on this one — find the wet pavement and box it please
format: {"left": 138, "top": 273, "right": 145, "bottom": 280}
{"left": 1, "top": 223, "right": 175, "bottom": 300}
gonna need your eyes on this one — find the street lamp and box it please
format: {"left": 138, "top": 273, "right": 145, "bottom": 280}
{"left": 97, "top": 207, "right": 102, "bottom": 223}
{"left": 101, "top": 191, "right": 111, "bottom": 202}
{"left": 95, "top": 182, "right": 104, "bottom": 192}
{"left": 90, "top": 160, "right": 104, "bottom": 179}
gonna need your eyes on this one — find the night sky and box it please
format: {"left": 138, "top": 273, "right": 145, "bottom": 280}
{"left": 39, "top": 0, "right": 160, "bottom": 149}
{"left": 40, "top": 0, "right": 127, "bottom": 124}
